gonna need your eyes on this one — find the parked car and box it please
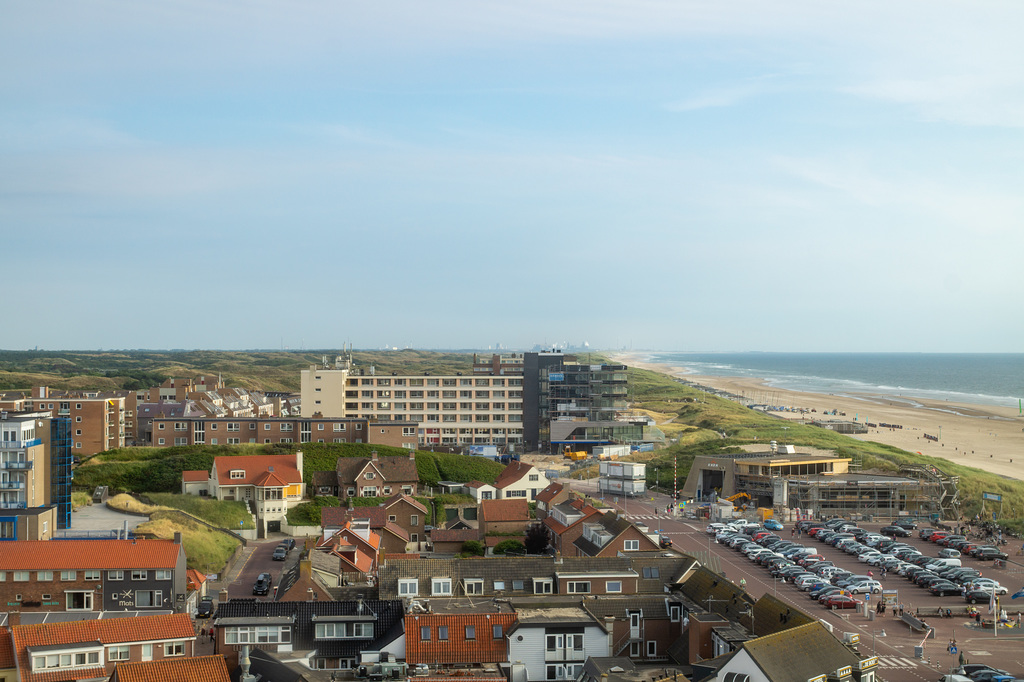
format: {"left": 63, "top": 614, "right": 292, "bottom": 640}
{"left": 895, "top": 519, "right": 918, "bottom": 530}
{"left": 964, "top": 589, "right": 998, "bottom": 604}
{"left": 846, "top": 580, "right": 882, "bottom": 595}
{"left": 880, "top": 525, "right": 911, "bottom": 537}
{"left": 659, "top": 536, "right": 673, "bottom": 549}
{"left": 764, "top": 519, "right": 784, "bottom": 531}
{"left": 196, "top": 598, "right": 214, "bottom": 618}
{"left": 929, "top": 580, "right": 962, "bottom": 596}
{"left": 272, "top": 546, "right": 288, "bottom": 561}
{"left": 279, "top": 538, "right": 296, "bottom": 550}
{"left": 823, "top": 594, "right": 862, "bottom": 609}
{"left": 253, "top": 572, "right": 273, "bottom": 595}
{"left": 975, "top": 547, "right": 1008, "bottom": 561}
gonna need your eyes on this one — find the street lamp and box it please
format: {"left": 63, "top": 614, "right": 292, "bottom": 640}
{"left": 741, "top": 606, "right": 755, "bottom": 637}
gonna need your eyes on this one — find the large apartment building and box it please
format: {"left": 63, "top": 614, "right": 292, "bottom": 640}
{"left": 0, "top": 411, "right": 70, "bottom": 533}
{"left": 27, "top": 387, "right": 125, "bottom": 455}
{"left": 150, "top": 416, "right": 411, "bottom": 449}
{"left": 301, "top": 360, "right": 525, "bottom": 448}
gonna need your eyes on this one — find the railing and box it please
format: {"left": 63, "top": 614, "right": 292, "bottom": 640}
{"left": 0, "top": 481, "right": 25, "bottom": 489}
{"left": 0, "top": 501, "right": 26, "bottom": 509}
{"left": 545, "top": 650, "right": 586, "bottom": 662}
{"left": 0, "top": 438, "right": 42, "bottom": 449}
{"left": 1, "top": 461, "right": 33, "bottom": 470}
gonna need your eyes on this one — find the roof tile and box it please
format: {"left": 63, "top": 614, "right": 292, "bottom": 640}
{"left": 0, "top": 539, "right": 182, "bottom": 571}
{"left": 112, "top": 654, "right": 231, "bottom": 682}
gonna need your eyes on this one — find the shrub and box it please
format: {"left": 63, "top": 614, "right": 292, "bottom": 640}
{"left": 492, "top": 539, "right": 526, "bottom": 555}
{"left": 461, "top": 540, "right": 485, "bottom": 556}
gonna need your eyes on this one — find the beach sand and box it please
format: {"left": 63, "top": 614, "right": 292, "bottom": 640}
{"left": 613, "top": 353, "right": 1024, "bottom": 482}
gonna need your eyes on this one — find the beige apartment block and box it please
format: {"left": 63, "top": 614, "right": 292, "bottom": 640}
{"left": 28, "top": 388, "right": 125, "bottom": 455}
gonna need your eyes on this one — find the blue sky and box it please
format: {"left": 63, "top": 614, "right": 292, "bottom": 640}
{"left": 3, "top": 1, "right": 1023, "bottom": 352}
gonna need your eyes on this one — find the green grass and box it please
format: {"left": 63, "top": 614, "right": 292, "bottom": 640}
{"left": 134, "top": 511, "right": 241, "bottom": 574}
{"left": 143, "top": 493, "right": 255, "bottom": 530}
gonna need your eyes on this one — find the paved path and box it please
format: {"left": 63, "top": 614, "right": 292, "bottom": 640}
{"left": 57, "top": 502, "right": 147, "bottom": 535}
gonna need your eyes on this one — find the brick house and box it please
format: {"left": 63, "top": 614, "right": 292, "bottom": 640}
{"left": 315, "top": 520, "right": 381, "bottom": 582}
{"left": 480, "top": 499, "right": 531, "bottom": 551}
{"left": 429, "top": 528, "right": 482, "bottom": 554}
{"left": 10, "top": 612, "right": 195, "bottom": 682}
{"left": 322, "top": 493, "right": 428, "bottom": 554}
{"left": 404, "top": 612, "right": 518, "bottom": 665}
{"left": 335, "top": 451, "right": 419, "bottom": 499}
{"left": 570, "top": 512, "right": 659, "bottom": 557}
{"left": 0, "top": 538, "right": 187, "bottom": 614}
{"left": 534, "top": 481, "right": 569, "bottom": 520}
{"left": 583, "top": 596, "right": 687, "bottom": 661}
{"left": 542, "top": 500, "right": 603, "bottom": 556}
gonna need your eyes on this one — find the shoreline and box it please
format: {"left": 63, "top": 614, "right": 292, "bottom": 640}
{"left": 612, "top": 352, "right": 1024, "bottom": 483}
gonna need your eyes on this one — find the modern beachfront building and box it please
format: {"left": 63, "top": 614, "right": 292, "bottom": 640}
{"left": 681, "top": 447, "right": 955, "bottom": 521}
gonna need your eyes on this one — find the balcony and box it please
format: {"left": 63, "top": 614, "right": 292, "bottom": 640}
{"left": 0, "top": 501, "right": 26, "bottom": 510}
{"left": 0, "top": 481, "right": 25, "bottom": 489}
{"left": 1, "top": 460, "right": 33, "bottom": 470}
{"left": 545, "top": 650, "right": 586, "bottom": 662}
{"left": 0, "top": 438, "right": 42, "bottom": 450}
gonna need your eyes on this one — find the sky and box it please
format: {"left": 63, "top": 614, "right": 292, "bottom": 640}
{"left": 3, "top": 1, "right": 1023, "bottom": 353}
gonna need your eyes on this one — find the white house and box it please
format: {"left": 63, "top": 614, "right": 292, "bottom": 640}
{"left": 506, "top": 606, "right": 610, "bottom": 682}
{"left": 492, "top": 461, "right": 544, "bottom": 500}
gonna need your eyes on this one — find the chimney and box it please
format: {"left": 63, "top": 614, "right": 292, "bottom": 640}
{"left": 408, "top": 450, "right": 415, "bottom": 461}
{"left": 371, "top": 450, "right": 378, "bottom": 461}
{"left": 300, "top": 558, "right": 312, "bottom": 580}
{"left": 174, "top": 532, "right": 182, "bottom": 545}
{"left": 604, "top": 616, "right": 615, "bottom": 651}
{"left": 7, "top": 611, "right": 20, "bottom": 627}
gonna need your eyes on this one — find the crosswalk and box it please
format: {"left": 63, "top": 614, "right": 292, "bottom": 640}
{"left": 625, "top": 514, "right": 674, "bottom": 521}
{"left": 875, "top": 656, "right": 919, "bottom": 669}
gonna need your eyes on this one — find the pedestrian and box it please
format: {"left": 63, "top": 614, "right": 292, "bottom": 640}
{"left": 200, "top": 627, "right": 206, "bottom": 639}
{"left": 209, "top": 629, "right": 215, "bottom": 643}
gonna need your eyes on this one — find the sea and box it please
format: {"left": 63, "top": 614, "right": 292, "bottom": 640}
{"left": 638, "top": 352, "right": 1024, "bottom": 409}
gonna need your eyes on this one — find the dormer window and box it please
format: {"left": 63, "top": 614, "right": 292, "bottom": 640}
{"left": 230, "top": 470, "right": 245, "bottom": 479}
{"left": 365, "top": 473, "right": 375, "bottom": 480}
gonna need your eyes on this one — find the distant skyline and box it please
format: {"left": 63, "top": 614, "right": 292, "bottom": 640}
{"left": 3, "top": 2, "right": 1022, "bottom": 352}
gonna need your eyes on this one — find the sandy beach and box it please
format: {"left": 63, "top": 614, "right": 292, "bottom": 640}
{"left": 613, "top": 353, "right": 1024, "bottom": 482}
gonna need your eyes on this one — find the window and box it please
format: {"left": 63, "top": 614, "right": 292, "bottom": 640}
{"left": 493, "top": 624, "right": 503, "bottom": 639}
{"left": 465, "top": 625, "right": 476, "bottom": 640}
{"left": 506, "top": 489, "right": 526, "bottom": 498}
{"left": 533, "top": 578, "right": 553, "bottom": 594}
{"left": 431, "top": 577, "right": 452, "bottom": 596}
{"left": 513, "top": 579, "right": 525, "bottom": 590}
{"left": 164, "top": 642, "right": 185, "bottom": 657}
{"left": 108, "top": 646, "right": 130, "bottom": 661}
{"left": 421, "top": 626, "right": 430, "bottom": 641}
{"left": 606, "top": 581, "right": 622, "bottom": 593}
{"left": 108, "top": 570, "right": 124, "bottom": 581}
{"left": 410, "top": 514, "right": 418, "bottom": 526}
{"left": 529, "top": 474, "right": 539, "bottom": 481}
{"left": 624, "top": 540, "right": 639, "bottom": 551}
{"left": 85, "top": 570, "right": 100, "bottom": 581}
{"left": 642, "top": 567, "right": 660, "bottom": 579}
{"left": 37, "top": 571, "right": 53, "bottom": 581}
{"left": 66, "top": 591, "right": 93, "bottom": 610}
{"left": 61, "top": 570, "right": 76, "bottom": 581}
{"left": 464, "top": 579, "right": 483, "bottom": 595}
{"left": 315, "top": 622, "right": 373, "bottom": 639}
{"left": 136, "top": 590, "right": 163, "bottom": 607}
{"left": 567, "top": 581, "right": 590, "bottom": 593}
{"left": 230, "top": 470, "right": 245, "bottom": 479}
{"left": 13, "top": 571, "right": 29, "bottom": 582}
{"left": 225, "top": 626, "right": 292, "bottom": 645}
{"left": 646, "top": 641, "right": 657, "bottom": 657}
{"left": 669, "top": 604, "right": 682, "bottom": 623}
{"left": 398, "top": 579, "right": 418, "bottom": 596}
{"left": 494, "top": 580, "right": 505, "bottom": 591}
{"left": 438, "top": 626, "right": 448, "bottom": 641}
{"left": 131, "top": 570, "right": 148, "bottom": 580}
{"left": 155, "top": 570, "right": 172, "bottom": 580}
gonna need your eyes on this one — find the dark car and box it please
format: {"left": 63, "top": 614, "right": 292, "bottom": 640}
{"left": 895, "top": 520, "right": 918, "bottom": 530}
{"left": 975, "top": 547, "right": 1008, "bottom": 561}
{"left": 253, "top": 572, "right": 273, "bottom": 595}
{"left": 964, "top": 589, "right": 997, "bottom": 604}
{"left": 880, "top": 525, "right": 911, "bottom": 537}
{"left": 196, "top": 598, "right": 214, "bottom": 618}
{"left": 272, "top": 546, "right": 288, "bottom": 561}
{"left": 278, "top": 538, "right": 296, "bottom": 550}
{"left": 929, "top": 580, "right": 962, "bottom": 596}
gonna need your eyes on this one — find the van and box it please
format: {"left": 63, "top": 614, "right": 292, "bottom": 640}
{"left": 931, "top": 557, "right": 962, "bottom": 568}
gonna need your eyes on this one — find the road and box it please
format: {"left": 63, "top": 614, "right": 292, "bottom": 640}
{"left": 565, "top": 478, "right": 1024, "bottom": 682}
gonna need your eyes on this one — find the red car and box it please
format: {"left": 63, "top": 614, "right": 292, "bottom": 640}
{"left": 823, "top": 595, "right": 862, "bottom": 610}
{"left": 930, "top": 531, "right": 950, "bottom": 543}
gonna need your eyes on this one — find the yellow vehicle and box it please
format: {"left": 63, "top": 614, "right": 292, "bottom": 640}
{"left": 725, "top": 492, "right": 750, "bottom": 504}
{"left": 563, "top": 445, "right": 589, "bottom": 461}
{"left": 757, "top": 507, "right": 774, "bottom": 521}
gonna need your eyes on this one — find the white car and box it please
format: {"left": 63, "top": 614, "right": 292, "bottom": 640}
{"left": 964, "top": 580, "right": 1008, "bottom": 595}
{"left": 846, "top": 580, "right": 882, "bottom": 595}
{"left": 706, "top": 523, "right": 725, "bottom": 535}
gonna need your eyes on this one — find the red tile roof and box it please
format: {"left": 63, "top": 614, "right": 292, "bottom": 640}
{"left": 214, "top": 454, "right": 301, "bottom": 487}
{"left": 492, "top": 461, "right": 534, "bottom": 489}
{"left": 112, "top": 655, "right": 230, "bottom": 682}
{"left": 0, "top": 627, "right": 14, "bottom": 669}
{"left": 480, "top": 499, "right": 530, "bottom": 523}
{"left": 13, "top": 613, "right": 194, "bottom": 682}
{"left": 535, "top": 482, "right": 564, "bottom": 504}
{"left": 464, "top": 480, "right": 490, "bottom": 489}
{"left": 185, "top": 568, "right": 207, "bottom": 591}
{"left": 182, "top": 470, "right": 208, "bottom": 482}
{"left": 405, "top": 613, "right": 517, "bottom": 664}
{"left": 384, "top": 493, "right": 428, "bottom": 514}
{"left": 0, "top": 539, "right": 182, "bottom": 571}
{"left": 430, "top": 528, "right": 480, "bottom": 543}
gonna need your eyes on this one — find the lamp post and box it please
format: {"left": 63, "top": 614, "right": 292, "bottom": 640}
{"left": 741, "top": 606, "right": 755, "bottom": 637}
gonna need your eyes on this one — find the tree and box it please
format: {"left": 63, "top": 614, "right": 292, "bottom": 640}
{"left": 493, "top": 539, "right": 526, "bottom": 555}
{"left": 525, "top": 523, "right": 550, "bottom": 554}
{"left": 461, "top": 540, "right": 485, "bottom": 556}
